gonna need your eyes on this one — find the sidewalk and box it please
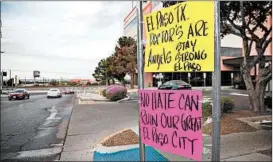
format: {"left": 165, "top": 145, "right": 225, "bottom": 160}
{"left": 59, "top": 99, "right": 138, "bottom": 161}
{"left": 77, "top": 93, "right": 109, "bottom": 102}
{"left": 60, "top": 97, "right": 271, "bottom": 161}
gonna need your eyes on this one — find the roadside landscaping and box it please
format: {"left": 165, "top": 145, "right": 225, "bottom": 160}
{"left": 202, "top": 110, "right": 259, "bottom": 135}
{"left": 257, "top": 148, "right": 272, "bottom": 157}
{"left": 100, "top": 96, "right": 268, "bottom": 147}
{"left": 101, "top": 85, "right": 128, "bottom": 101}
{"left": 101, "top": 129, "right": 139, "bottom": 147}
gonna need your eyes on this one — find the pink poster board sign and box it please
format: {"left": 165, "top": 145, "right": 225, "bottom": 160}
{"left": 139, "top": 90, "right": 203, "bottom": 161}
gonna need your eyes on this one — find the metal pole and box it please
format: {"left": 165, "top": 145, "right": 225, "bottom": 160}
{"left": 9, "top": 69, "right": 13, "bottom": 90}
{"left": 137, "top": 1, "right": 145, "bottom": 161}
{"left": 25, "top": 77, "right": 27, "bottom": 87}
{"left": 0, "top": 71, "right": 2, "bottom": 93}
{"left": 211, "top": 1, "right": 221, "bottom": 161}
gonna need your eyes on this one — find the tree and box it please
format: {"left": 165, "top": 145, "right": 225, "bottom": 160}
{"left": 108, "top": 53, "right": 127, "bottom": 85}
{"left": 7, "top": 78, "right": 14, "bottom": 87}
{"left": 68, "top": 81, "right": 77, "bottom": 86}
{"left": 162, "top": 1, "right": 272, "bottom": 113}
{"left": 92, "top": 58, "right": 114, "bottom": 85}
{"left": 49, "top": 79, "right": 58, "bottom": 86}
{"left": 109, "top": 36, "right": 137, "bottom": 88}
{"left": 220, "top": 2, "right": 272, "bottom": 113}
{"left": 86, "top": 82, "right": 91, "bottom": 86}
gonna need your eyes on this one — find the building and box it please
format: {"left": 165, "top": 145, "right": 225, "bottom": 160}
{"left": 124, "top": 1, "right": 272, "bottom": 87}
{"left": 70, "top": 79, "right": 95, "bottom": 85}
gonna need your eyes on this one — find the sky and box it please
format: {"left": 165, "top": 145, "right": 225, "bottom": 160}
{"left": 1, "top": 1, "right": 132, "bottom": 80}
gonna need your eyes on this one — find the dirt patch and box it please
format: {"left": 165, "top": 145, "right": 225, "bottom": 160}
{"left": 101, "top": 129, "right": 139, "bottom": 147}
{"left": 203, "top": 110, "right": 259, "bottom": 135}
{"left": 257, "top": 148, "right": 272, "bottom": 157}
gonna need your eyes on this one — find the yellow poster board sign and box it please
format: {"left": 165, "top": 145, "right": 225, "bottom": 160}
{"left": 144, "top": 2, "right": 214, "bottom": 72}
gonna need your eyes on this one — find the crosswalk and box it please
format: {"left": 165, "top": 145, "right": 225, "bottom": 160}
{"left": 202, "top": 97, "right": 212, "bottom": 103}
{"left": 229, "top": 92, "right": 249, "bottom": 97}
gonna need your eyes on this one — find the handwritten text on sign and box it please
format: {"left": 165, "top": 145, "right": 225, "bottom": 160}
{"left": 144, "top": 2, "right": 214, "bottom": 72}
{"left": 139, "top": 90, "right": 203, "bottom": 161}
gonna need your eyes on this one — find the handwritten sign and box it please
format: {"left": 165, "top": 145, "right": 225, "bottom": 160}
{"left": 144, "top": 2, "right": 214, "bottom": 72}
{"left": 139, "top": 90, "right": 203, "bottom": 161}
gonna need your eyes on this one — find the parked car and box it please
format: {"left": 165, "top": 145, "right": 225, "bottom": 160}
{"left": 190, "top": 77, "right": 204, "bottom": 86}
{"left": 233, "top": 74, "right": 256, "bottom": 89}
{"left": 8, "top": 89, "right": 30, "bottom": 101}
{"left": 158, "top": 80, "right": 192, "bottom": 90}
{"left": 64, "top": 89, "right": 75, "bottom": 94}
{"left": 47, "top": 88, "right": 62, "bottom": 98}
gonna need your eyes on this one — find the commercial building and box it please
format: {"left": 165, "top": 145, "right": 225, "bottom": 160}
{"left": 124, "top": 1, "right": 272, "bottom": 87}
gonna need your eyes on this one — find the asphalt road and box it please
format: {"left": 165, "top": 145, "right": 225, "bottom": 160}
{"left": 127, "top": 89, "right": 251, "bottom": 110}
{"left": 1, "top": 94, "right": 75, "bottom": 160}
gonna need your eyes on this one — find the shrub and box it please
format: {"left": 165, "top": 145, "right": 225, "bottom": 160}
{"left": 202, "top": 102, "right": 212, "bottom": 118}
{"left": 102, "top": 89, "right": 107, "bottom": 97}
{"left": 221, "top": 97, "right": 235, "bottom": 113}
{"left": 106, "top": 85, "right": 127, "bottom": 101}
{"left": 101, "top": 85, "right": 116, "bottom": 97}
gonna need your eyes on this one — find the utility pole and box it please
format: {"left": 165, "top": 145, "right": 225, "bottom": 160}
{"left": 9, "top": 69, "right": 13, "bottom": 90}
{"left": 211, "top": 1, "right": 221, "bottom": 161}
{"left": 0, "top": 71, "right": 2, "bottom": 94}
{"left": 137, "top": 1, "right": 145, "bottom": 161}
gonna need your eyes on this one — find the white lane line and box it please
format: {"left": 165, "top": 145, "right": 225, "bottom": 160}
{"left": 13, "top": 147, "right": 62, "bottom": 159}
{"left": 230, "top": 93, "right": 249, "bottom": 97}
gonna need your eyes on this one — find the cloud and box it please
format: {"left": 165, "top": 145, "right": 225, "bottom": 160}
{"left": 1, "top": 1, "right": 132, "bottom": 79}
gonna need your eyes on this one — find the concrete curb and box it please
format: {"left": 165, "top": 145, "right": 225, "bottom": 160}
{"left": 236, "top": 115, "right": 272, "bottom": 130}
{"left": 1, "top": 147, "right": 62, "bottom": 160}
{"left": 79, "top": 97, "right": 111, "bottom": 102}
{"left": 117, "top": 96, "right": 131, "bottom": 103}
{"left": 58, "top": 95, "right": 77, "bottom": 161}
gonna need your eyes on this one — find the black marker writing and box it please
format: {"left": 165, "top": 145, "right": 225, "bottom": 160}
{"left": 140, "top": 109, "right": 158, "bottom": 126}
{"left": 171, "top": 131, "right": 198, "bottom": 155}
{"left": 146, "top": 15, "right": 154, "bottom": 32}
{"left": 174, "top": 3, "right": 187, "bottom": 23}
{"left": 160, "top": 113, "right": 180, "bottom": 130}
{"left": 151, "top": 92, "right": 175, "bottom": 110}
{"left": 187, "top": 20, "right": 208, "bottom": 39}
{"left": 180, "top": 113, "right": 202, "bottom": 132}
{"left": 143, "top": 127, "right": 150, "bottom": 140}
{"left": 149, "top": 24, "right": 183, "bottom": 46}
{"left": 147, "top": 48, "right": 172, "bottom": 70}
{"left": 178, "top": 94, "right": 200, "bottom": 111}
{"left": 152, "top": 127, "right": 168, "bottom": 146}
{"left": 140, "top": 91, "right": 150, "bottom": 107}
{"left": 156, "top": 10, "right": 174, "bottom": 29}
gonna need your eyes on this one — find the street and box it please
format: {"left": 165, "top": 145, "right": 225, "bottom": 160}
{"left": 1, "top": 94, "right": 75, "bottom": 160}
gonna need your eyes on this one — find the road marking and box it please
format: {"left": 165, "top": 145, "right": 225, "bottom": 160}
{"left": 8, "top": 147, "right": 62, "bottom": 160}
{"left": 46, "top": 106, "right": 61, "bottom": 120}
{"left": 230, "top": 93, "right": 249, "bottom": 97}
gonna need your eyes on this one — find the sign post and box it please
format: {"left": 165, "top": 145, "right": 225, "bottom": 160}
{"left": 136, "top": 1, "right": 145, "bottom": 161}
{"left": 211, "top": 1, "right": 221, "bottom": 161}
{"left": 139, "top": 1, "right": 218, "bottom": 161}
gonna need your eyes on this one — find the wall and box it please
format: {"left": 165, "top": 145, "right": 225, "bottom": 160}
{"left": 221, "top": 56, "right": 237, "bottom": 71}
{"left": 124, "top": 2, "right": 153, "bottom": 87}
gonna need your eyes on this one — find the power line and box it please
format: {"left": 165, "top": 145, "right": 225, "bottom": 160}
{"left": 1, "top": 52, "right": 98, "bottom": 62}
{"left": 1, "top": 69, "right": 92, "bottom": 75}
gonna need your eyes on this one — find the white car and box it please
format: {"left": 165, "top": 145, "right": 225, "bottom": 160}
{"left": 47, "top": 88, "right": 62, "bottom": 98}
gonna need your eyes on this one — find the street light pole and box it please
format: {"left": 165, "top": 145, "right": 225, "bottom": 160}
{"left": 137, "top": 1, "right": 145, "bottom": 161}
{"left": 211, "top": 1, "right": 221, "bottom": 161}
